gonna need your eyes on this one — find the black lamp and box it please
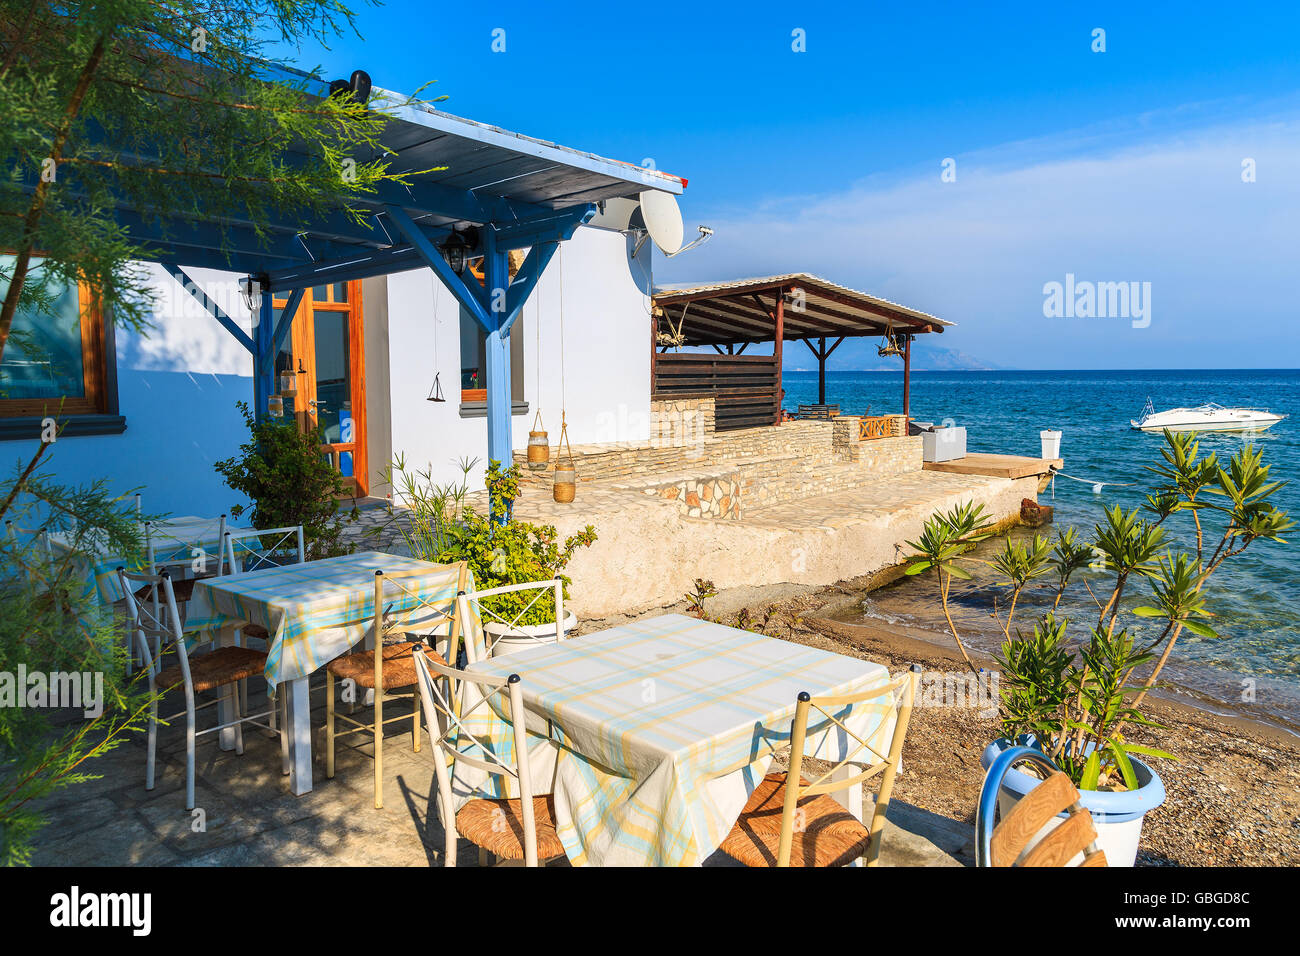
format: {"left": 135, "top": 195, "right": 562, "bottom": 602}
{"left": 439, "top": 227, "right": 476, "bottom": 276}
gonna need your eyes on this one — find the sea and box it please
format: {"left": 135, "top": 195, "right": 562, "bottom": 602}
{"left": 782, "top": 369, "right": 1300, "bottom": 733}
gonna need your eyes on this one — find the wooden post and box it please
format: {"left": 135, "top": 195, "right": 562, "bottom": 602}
{"left": 817, "top": 336, "right": 827, "bottom": 405}
{"left": 773, "top": 289, "right": 784, "bottom": 425}
{"left": 902, "top": 334, "right": 912, "bottom": 421}
{"left": 649, "top": 305, "right": 658, "bottom": 396}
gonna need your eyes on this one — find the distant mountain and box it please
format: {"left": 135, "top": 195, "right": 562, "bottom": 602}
{"left": 783, "top": 338, "right": 1005, "bottom": 372}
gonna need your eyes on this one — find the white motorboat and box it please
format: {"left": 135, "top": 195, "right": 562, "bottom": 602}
{"left": 1130, "top": 398, "right": 1286, "bottom": 433}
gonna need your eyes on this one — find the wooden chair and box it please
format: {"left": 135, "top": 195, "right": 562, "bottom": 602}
{"left": 119, "top": 568, "right": 285, "bottom": 810}
{"left": 324, "top": 566, "right": 465, "bottom": 809}
{"left": 720, "top": 664, "right": 921, "bottom": 867}
{"left": 411, "top": 643, "right": 564, "bottom": 867}
{"left": 975, "top": 745, "right": 1107, "bottom": 867}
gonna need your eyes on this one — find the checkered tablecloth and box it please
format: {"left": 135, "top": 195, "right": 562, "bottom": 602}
{"left": 49, "top": 516, "right": 250, "bottom": 605}
{"left": 185, "top": 551, "right": 475, "bottom": 690}
{"left": 460, "top": 613, "right": 895, "bottom": 867}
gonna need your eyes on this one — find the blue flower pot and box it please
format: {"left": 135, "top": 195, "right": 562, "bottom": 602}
{"left": 981, "top": 738, "right": 1167, "bottom": 866}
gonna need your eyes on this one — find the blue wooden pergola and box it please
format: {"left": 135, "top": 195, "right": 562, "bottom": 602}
{"left": 99, "top": 75, "right": 685, "bottom": 469}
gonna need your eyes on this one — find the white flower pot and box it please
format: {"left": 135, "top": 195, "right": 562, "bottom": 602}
{"left": 981, "top": 739, "right": 1166, "bottom": 867}
{"left": 485, "top": 611, "right": 578, "bottom": 658}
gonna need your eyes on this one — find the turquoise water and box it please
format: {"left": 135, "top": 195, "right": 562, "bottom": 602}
{"left": 784, "top": 369, "right": 1300, "bottom": 729}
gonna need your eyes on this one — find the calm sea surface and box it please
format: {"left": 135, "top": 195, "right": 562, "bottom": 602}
{"left": 782, "top": 369, "right": 1300, "bottom": 731}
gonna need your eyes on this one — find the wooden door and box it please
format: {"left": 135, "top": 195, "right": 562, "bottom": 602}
{"left": 271, "top": 281, "right": 368, "bottom": 497}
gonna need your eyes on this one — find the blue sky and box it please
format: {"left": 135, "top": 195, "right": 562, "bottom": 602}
{"left": 277, "top": 1, "right": 1300, "bottom": 369}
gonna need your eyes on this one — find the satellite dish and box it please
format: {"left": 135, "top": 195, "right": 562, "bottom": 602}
{"left": 637, "top": 190, "right": 684, "bottom": 255}
{"left": 587, "top": 197, "right": 640, "bottom": 232}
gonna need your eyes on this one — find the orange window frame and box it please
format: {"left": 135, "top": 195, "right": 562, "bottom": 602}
{"left": 272, "top": 282, "right": 368, "bottom": 497}
{"left": 0, "top": 279, "right": 109, "bottom": 418}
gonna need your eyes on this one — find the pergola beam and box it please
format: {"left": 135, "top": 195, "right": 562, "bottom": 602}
{"left": 158, "top": 261, "right": 254, "bottom": 355}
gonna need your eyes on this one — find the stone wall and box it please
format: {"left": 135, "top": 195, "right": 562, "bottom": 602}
{"left": 648, "top": 396, "right": 715, "bottom": 447}
{"left": 514, "top": 403, "right": 925, "bottom": 518}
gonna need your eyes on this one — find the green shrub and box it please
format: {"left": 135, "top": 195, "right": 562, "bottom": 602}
{"left": 213, "top": 401, "right": 356, "bottom": 560}
{"left": 374, "top": 458, "right": 596, "bottom": 628}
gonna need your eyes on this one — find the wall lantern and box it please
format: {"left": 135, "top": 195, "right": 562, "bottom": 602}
{"left": 240, "top": 276, "right": 264, "bottom": 313}
{"left": 439, "top": 227, "right": 478, "bottom": 276}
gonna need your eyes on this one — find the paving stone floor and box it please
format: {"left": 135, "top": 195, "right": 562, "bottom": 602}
{"left": 28, "top": 677, "right": 963, "bottom": 867}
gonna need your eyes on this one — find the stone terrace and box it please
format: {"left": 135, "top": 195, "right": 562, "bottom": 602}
{"left": 492, "top": 398, "right": 1041, "bottom": 619}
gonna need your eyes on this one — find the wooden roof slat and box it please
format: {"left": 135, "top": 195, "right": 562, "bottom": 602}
{"left": 652, "top": 272, "right": 950, "bottom": 346}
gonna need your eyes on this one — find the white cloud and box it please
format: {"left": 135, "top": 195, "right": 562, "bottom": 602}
{"left": 662, "top": 107, "right": 1300, "bottom": 368}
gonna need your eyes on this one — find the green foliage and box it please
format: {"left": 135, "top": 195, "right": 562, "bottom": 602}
{"left": 213, "top": 402, "right": 356, "bottom": 559}
{"left": 382, "top": 458, "right": 598, "bottom": 628}
{"left": 948, "top": 429, "right": 1289, "bottom": 790}
{"left": 0, "top": 0, "right": 447, "bottom": 369}
{"left": 368, "top": 454, "right": 476, "bottom": 561}
{"left": 0, "top": 444, "right": 159, "bottom": 864}
{"left": 903, "top": 501, "right": 992, "bottom": 671}
{"left": 685, "top": 578, "right": 717, "bottom": 618}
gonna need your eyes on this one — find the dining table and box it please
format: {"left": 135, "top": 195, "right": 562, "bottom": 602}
{"left": 460, "top": 613, "right": 897, "bottom": 867}
{"left": 185, "top": 550, "right": 471, "bottom": 795}
{"left": 49, "top": 515, "right": 251, "bottom": 605}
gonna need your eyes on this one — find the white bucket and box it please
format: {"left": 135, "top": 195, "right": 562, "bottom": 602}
{"left": 1040, "top": 429, "right": 1062, "bottom": 459}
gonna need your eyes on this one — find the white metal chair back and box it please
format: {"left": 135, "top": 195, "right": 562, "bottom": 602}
{"left": 460, "top": 578, "right": 566, "bottom": 662}
{"left": 411, "top": 643, "right": 541, "bottom": 866}
{"left": 4, "top": 519, "right": 53, "bottom": 561}
{"left": 141, "top": 514, "right": 227, "bottom": 578}
{"left": 777, "top": 664, "right": 921, "bottom": 867}
{"left": 223, "top": 525, "right": 306, "bottom": 575}
{"left": 118, "top": 568, "right": 189, "bottom": 684}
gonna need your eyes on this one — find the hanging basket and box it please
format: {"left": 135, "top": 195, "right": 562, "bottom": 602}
{"left": 552, "top": 419, "right": 576, "bottom": 503}
{"left": 527, "top": 411, "right": 550, "bottom": 471}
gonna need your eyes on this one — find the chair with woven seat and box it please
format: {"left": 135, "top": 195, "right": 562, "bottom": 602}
{"left": 720, "top": 664, "right": 921, "bottom": 867}
{"left": 120, "top": 568, "right": 286, "bottom": 810}
{"left": 975, "top": 745, "right": 1107, "bottom": 867}
{"left": 411, "top": 643, "right": 564, "bottom": 867}
{"left": 325, "top": 566, "right": 465, "bottom": 809}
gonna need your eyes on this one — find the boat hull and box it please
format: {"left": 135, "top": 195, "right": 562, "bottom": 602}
{"left": 1132, "top": 415, "right": 1284, "bottom": 434}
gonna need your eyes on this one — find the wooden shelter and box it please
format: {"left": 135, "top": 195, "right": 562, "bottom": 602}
{"left": 651, "top": 274, "right": 952, "bottom": 430}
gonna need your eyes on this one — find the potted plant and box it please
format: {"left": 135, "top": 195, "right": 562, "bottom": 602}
{"left": 372, "top": 457, "right": 596, "bottom": 656}
{"left": 908, "top": 431, "right": 1291, "bottom": 865}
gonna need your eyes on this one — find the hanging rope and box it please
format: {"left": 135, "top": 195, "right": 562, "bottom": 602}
{"left": 427, "top": 277, "right": 445, "bottom": 401}
{"left": 1048, "top": 465, "right": 1138, "bottom": 496}
{"left": 558, "top": 242, "right": 568, "bottom": 416}
{"left": 656, "top": 302, "right": 689, "bottom": 349}
{"left": 532, "top": 260, "right": 544, "bottom": 431}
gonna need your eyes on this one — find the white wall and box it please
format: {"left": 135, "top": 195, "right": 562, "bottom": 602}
{"left": 6, "top": 263, "right": 255, "bottom": 518}
{"left": 13, "top": 223, "right": 655, "bottom": 514}
{"left": 384, "top": 225, "right": 654, "bottom": 491}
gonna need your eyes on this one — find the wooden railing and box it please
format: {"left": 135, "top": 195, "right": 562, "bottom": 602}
{"left": 652, "top": 352, "right": 779, "bottom": 430}
{"left": 858, "top": 415, "right": 907, "bottom": 441}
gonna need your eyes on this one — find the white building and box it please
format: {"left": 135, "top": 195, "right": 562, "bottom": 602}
{"left": 0, "top": 101, "right": 683, "bottom": 517}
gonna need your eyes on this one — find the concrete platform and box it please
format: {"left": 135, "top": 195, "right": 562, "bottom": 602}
{"left": 922, "top": 452, "right": 1062, "bottom": 480}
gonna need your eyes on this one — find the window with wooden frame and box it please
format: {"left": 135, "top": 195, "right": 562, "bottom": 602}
{"left": 0, "top": 255, "right": 112, "bottom": 421}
